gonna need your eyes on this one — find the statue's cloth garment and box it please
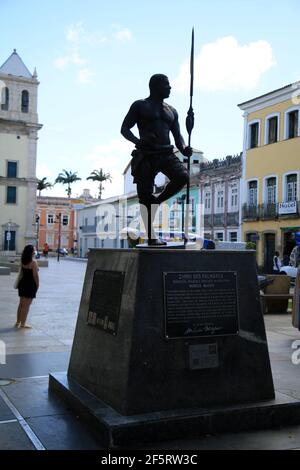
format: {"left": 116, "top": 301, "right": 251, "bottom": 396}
{"left": 131, "top": 149, "right": 188, "bottom": 203}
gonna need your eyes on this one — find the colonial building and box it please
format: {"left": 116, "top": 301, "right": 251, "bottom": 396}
{"left": 76, "top": 195, "right": 131, "bottom": 256}
{"left": 238, "top": 82, "right": 300, "bottom": 271}
{"left": 36, "top": 193, "right": 96, "bottom": 253}
{"left": 198, "top": 154, "right": 242, "bottom": 242}
{"left": 0, "top": 50, "right": 42, "bottom": 253}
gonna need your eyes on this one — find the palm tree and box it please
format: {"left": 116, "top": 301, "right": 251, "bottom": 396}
{"left": 55, "top": 170, "right": 81, "bottom": 198}
{"left": 37, "top": 177, "right": 53, "bottom": 196}
{"left": 86, "top": 169, "right": 112, "bottom": 199}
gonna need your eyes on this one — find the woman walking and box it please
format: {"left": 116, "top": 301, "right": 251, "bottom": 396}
{"left": 15, "top": 245, "right": 39, "bottom": 328}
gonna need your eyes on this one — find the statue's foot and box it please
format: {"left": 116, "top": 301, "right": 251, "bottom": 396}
{"left": 148, "top": 238, "right": 167, "bottom": 246}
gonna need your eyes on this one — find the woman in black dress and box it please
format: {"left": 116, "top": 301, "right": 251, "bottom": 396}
{"left": 15, "top": 245, "right": 39, "bottom": 328}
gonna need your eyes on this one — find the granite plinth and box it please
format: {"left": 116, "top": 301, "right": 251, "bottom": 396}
{"left": 62, "top": 249, "right": 274, "bottom": 416}
{"left": 49, "top": 371, "right": 300, "bottom": 449}
{"left": 0, "top": 263, "right": 18, "bottom": 272}
{"left": 0, "top": 266, "right": 10, "bottom": 275}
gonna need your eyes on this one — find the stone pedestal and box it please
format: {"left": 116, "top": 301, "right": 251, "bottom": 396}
{"left": 0, "top": 266, "right": 10, "bottom": 275}
{"left": 49, "top": 248, "right": 300, "bottom": 447}
{"left": 51, "top": 249, "right": 274, "bottom": 411}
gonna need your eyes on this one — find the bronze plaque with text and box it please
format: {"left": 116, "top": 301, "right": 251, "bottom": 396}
{"left": 87, "top": 270, "right": 125, "bottom": 335}
{"left": 164, "top": 271, "right": 239, "bottom": 339}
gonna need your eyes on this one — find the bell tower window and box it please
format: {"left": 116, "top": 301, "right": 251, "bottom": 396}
{"left": 1, "top": 87, "right": 9, "bottom": 110}
{"left": 21, "top": 90, "right": 29, "bottom": 113}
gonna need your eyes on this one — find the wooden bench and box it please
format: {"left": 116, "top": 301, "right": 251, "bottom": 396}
{"left": 260, "top": 274, "right": 292, "bottom": 314}
{"left": 260, "top": 293, "right": 293, "bottom": 314}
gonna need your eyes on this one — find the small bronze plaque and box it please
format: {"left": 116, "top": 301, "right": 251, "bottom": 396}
{"left": 189, "top": 343, "right": 219, "bottom": 370}
{"left": 164, "top": 271, "right": 239, "bottom": 339}
{"left": 87, "top": 270, "right": 125, "bottom": 335}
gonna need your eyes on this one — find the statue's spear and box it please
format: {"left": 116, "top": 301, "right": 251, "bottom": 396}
{"left": 184, "top": 28, "right": 195, "bottom": 244}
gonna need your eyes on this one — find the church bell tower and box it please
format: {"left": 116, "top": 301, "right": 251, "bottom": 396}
{"left": 0, "top": 49, "right": 42, "bottom": 253}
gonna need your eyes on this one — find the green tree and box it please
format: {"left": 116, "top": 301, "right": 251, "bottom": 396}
{"left": 55, "top": 170, "right": 81, "bottom": 198}
{"left": 86, "top": 169, "right": 112, "bottom": 199}
{"left": 37, "top": 177, "right": 53, "bottom": 196}
{"left": 246, "top": 241, "right": 257, "bottom": 250}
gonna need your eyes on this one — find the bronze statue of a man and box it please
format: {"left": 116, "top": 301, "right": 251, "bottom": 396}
{"left": 121, "top": 74, "right": 193, "bottom": 246}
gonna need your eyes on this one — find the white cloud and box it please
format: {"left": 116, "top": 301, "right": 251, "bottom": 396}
{"left": 55, "top": 22, "right": 133, "bottom": 82}
{"left": 54, "top": 51, "right": 88, "bottom": 70}
{"left": 173, "top": 36, "right": 276, "bottom": 92}
{"left": 65, "top": 22, "right": 107, "bottom": 46}
{"left": 86, "top": 33, "right": 108, "bottom": 46}
{"left": 114, "top": 28, "right": 133, "bottom": 42}
{"left": 54, "top": 57, "right": 69, "bottom": 70}
{"left": 66, "top": 22, "right": 85, "bottom": 43}
{"left": 77, "top": 68, "right": 95, "bottom": 84}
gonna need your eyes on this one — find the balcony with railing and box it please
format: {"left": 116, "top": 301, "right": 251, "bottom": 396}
{"left": 204, "top": 214, "right": 213, "bottom": 227}
{"left": 260, "top": 203, "right": 277, "bottom": 220}
{"left": 242, "top": 204, "right": 259, "bottom": 221}
{"left": 227, "top": 212, "right": 239, "bottom": 226}
{"left": 243, "top": 201, "right": 300, "bottom": 222}
{"left": 213, "top": 213, "right": 225, "bottom": 227}
{"left": 80, "top": 224, "right": 97, "bottom": 233}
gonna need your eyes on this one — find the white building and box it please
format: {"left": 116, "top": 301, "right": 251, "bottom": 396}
{"left": 75, "top": 149, "right": 207, "bottom": 256}
{"left": 198, "top": 154, "right": 242, "bottom": 242}
{"left": 76, "top": 195, "right": 133, "bottom": 256}
{"left": 0, "top": 50, "right": 42, "bottom": 253}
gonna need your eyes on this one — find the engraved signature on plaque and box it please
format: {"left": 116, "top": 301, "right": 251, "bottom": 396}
{"left": 164, "top": 271, "right": 239, "bottom": 339}
{"left": 87, "top": 270, "right": 125, "bottom": 335}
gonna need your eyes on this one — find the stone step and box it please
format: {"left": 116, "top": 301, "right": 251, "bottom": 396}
{"left": 0, "top": 266, "right": 11, "bottom": 275}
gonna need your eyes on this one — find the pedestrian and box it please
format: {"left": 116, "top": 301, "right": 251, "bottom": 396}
{"left": 290, "top": 245, "right": 300, "bottom": 268}
{"left": 273, "top": 251, "right": 281, "bottom": 275}
{"left": 15, "top": 244, "right": 39, "bottom": 329}
{"left": 43, "top": 242, "right": 49, "bottom": 258}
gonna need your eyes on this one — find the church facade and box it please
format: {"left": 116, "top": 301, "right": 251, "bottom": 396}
{"left": 0, "top": 50, "right": 42, "bottom": 253}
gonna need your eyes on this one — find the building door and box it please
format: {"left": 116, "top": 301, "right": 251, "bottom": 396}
{"left": 264, "top": 233, "right": 275, "bottom": 274}
{"left": 4, "top": 230, "right": 16, "bottom": 251}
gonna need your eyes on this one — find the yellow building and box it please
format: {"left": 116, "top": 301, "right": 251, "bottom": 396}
{"left": 238, "top": 82, "right": 300, "bottom": 272}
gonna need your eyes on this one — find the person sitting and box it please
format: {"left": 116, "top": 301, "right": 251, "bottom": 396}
{"left": 273, "top": 251, "right": 281, "bottom": 275}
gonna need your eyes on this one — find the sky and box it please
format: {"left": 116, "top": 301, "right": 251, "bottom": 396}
{"left": 1, "top": 0, "right": 300, "bottom": 199}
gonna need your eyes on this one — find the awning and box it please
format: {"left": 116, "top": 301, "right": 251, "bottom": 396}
{"left": 280, "top": 227, "right": 300, "bottom": 232}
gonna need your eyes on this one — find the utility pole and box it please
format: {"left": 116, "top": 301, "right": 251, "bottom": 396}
{"left": 35, "top": 215, "right": 40, "bottom": 251}
{"left": 6, "top": 220, "right": 11, "bottom": 253}
{"left": 56, "top": 212, "right": 62, "bottom": 262}
{"left": 177, "top": 195, "right": 186, "bottom": 238}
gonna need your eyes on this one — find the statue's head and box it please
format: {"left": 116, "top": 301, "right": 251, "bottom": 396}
{"left": 149, "top": 74, "right": 171, "bottom": 99}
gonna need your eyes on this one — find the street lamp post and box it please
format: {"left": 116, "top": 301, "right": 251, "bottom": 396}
{"left": 6, "top": 220, "right": 11, "bottom": 253}
{"left": 56, "top": 213, "right": 62, "bottom": 262}
{"left": 35, "top": 215, "right": 40, "bottom": 251}
{"left": 176, "top": 195, "right": 186, "bottom": 239}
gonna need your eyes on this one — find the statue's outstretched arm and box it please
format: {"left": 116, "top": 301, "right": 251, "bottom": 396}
{"left": 121, "top": 102, "right": 140, "bottom": 147}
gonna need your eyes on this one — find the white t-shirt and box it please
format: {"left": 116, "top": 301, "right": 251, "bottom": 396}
{"left": 273, "top": 255, "right": 281, "bottom": 271}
